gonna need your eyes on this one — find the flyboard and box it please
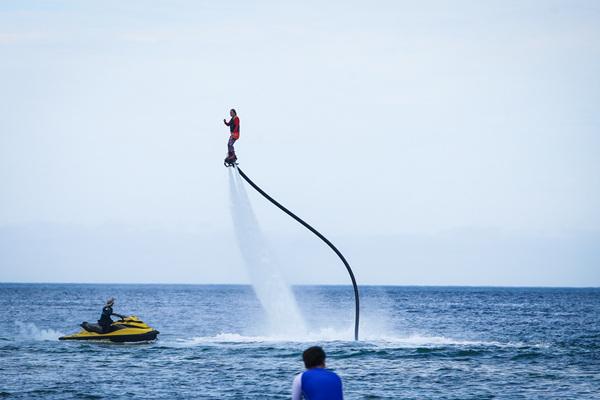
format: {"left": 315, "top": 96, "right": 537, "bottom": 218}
{"left": 225, "top": 159, "right": 360, "bottom": 340}
{"left": 224, "top": 152, "right": 238, "bottom": 167}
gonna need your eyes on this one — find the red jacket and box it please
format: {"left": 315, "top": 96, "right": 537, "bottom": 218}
{"left": 226, "top": 116, "right": 240, "bottom": 140}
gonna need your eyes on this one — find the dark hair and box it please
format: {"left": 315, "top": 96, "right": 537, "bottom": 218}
{"left": 303, "top": 346, "right": 326, "bottom": 368}
{"left": 230, "top": 108, "right": 237, "bottom": 115}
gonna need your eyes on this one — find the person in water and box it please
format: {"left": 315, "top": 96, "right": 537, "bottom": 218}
{"left": 292, "top": 346, "right": 344, "bottom": 400}
{"left": 98, "top": 298, "right": 125, "bottom": 333}
{"left": 223, "top": 108, "right": 240, "bottom": 164}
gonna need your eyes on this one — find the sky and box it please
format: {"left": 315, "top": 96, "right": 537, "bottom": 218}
{"left": 1, "top": 0, "right": 599, "bottom": 285}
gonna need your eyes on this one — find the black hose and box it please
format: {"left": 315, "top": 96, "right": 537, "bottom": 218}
{"left": 236, "top": 167, "right": 360, "bottom": 341}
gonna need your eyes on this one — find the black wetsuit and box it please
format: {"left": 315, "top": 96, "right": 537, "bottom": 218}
{"left": 98, "top": 305, "right": 116, "bottom": 332}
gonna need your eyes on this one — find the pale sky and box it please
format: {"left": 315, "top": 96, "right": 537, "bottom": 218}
{"left": 1, "top": 1, "right": 599, "bottom": 285}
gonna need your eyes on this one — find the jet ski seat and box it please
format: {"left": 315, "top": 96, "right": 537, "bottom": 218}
{"left": 80, "top": 321, "right": 119, "bottom": 334}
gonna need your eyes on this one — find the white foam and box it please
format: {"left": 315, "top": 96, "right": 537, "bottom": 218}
{"left": 15, "top": 322, "right": 64, "bottom": 341}
{"left": 170, "top": 327, "right": 535, "bottom": 349}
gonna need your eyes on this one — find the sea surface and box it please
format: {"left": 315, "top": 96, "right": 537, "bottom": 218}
{"left": 0, "top": 284, "right": 599, "bottom": 399}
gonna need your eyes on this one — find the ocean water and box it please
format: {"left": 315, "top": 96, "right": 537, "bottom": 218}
{"left": 0, "top": 284, "right": 599, "bottom": 399}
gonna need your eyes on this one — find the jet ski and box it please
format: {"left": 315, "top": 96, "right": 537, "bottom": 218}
{"left": 59, "top": 316, "right": 159, "bottom": 343}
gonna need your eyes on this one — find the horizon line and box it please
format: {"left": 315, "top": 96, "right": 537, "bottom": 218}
{"left": 1, "top": 281, "right": 598, "bottom": 289}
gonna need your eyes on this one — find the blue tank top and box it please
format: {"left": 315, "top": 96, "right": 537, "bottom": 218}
{"left": 301, "top": 368, "right": 343, "bottom": 400}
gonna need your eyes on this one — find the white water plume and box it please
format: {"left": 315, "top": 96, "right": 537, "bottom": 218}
{"left": 228, "top": 168, "right": 306, "bottom": 335}
{"left": 16, "top": 322, "right": 64, "bottom": 341}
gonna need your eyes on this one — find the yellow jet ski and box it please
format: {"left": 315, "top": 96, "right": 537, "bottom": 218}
{"left": 59, "top": 316, "right": 159, "bottom": 343}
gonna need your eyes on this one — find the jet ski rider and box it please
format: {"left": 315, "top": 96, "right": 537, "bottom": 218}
{"left": 98, "top": 298, "right": 125, "bottom": 333}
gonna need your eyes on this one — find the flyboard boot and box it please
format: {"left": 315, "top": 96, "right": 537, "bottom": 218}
{"left": 224, "top": 152, "right": 238, "bottom": 167}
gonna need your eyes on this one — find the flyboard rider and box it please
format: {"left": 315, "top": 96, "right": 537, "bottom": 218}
{"left": 223, "top": 108, "right": 240, "bottom": 165}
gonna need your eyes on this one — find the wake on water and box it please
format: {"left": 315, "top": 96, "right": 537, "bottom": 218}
{"left": 228, "top": 168, "right": 307, "bottom": 336}
{"left": 15, "top": 322, "right": 64, "bottom": 341}
{"left": 170, "top": 329, "right": 537, "bottom": 349}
